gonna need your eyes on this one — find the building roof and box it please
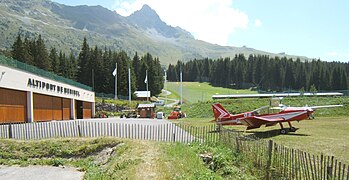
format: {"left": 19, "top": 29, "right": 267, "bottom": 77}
{"left": 137, "top": 104, "right": 156, "bottom": 108}
{"left": 134, "top": 91, "right": 150, "bottom": 98}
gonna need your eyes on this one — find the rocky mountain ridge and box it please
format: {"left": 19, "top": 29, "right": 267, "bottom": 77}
{"left": 0, "top": 0, "right": 306, "bottom": 64}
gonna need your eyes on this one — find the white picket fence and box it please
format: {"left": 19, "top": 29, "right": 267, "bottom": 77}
{"left": 0, "top": 120, "right": 218, "bottom": 143}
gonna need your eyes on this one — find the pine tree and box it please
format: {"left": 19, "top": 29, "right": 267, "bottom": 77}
{"left": 58, "top": 51, "right": 67, "bottom": 77}
{"left": 77, "top": 38, "right": 90, "bottom": 85}
{"left": 34, "top": 35, "right": 51, "bottom": 71}
{"left": 11, "top": 33, "right": 25, "bottom": 62}
{"left": 68, "top": 51, "right": 78, "bottom": 81}
{"left": 49, "top": 47, "right": 59, "bottom": 74}
{"left": 22, "top": 37, "right": 34, "bottom": 65}
{"left": 132, "top": 52, "right": 142, "bottom": 90}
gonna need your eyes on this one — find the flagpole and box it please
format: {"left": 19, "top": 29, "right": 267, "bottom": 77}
{"left": 164, "top": 70, "right": 167, "bottom": 105}
{"left": 114, "top": 63, "right": 117, "bottom": 99}
{"left": 146, "top": 70, "right": 149, "bottom": 101}
{"left": 128, "top": 67, "right": 131, "bottom": 103}
{"left": 180, "top": 70, "right": 182, "bottom": 105}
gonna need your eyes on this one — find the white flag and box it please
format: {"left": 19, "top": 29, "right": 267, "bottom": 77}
{"left": 112, "top": 68, "right": 116, "bottom": 76}
{"left": 144, "top": 74, "right": 147, "bottom": 83}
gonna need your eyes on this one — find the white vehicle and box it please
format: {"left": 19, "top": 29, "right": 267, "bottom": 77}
{"left": 156, "top": 112, "right": 165, "bottom": 119}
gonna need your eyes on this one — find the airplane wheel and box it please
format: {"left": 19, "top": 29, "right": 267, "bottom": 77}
{"left": 290, "top": 127, "right": 297, "bottom": 132}
{"left": 280, "top": 129, "right": 288, "bottom": 134}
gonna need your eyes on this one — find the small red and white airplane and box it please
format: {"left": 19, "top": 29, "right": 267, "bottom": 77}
{"left": 212, "top": 103, "right": 343, "bottom": 134}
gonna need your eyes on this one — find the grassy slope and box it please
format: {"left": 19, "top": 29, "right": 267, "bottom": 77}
{"left": 162, "top": 82, "right": 349, "bottom": 163}
{"left": 176, "top": 116, "right": 349, "bottom": 164}
{"left": 165, "top": 82, "right": 256, "bottom": 103}
{"left": 178, "top": 97, "right": 349, "bottom": 118}
{"left": 175, "top": 96, "right": 349, "bottom": 164}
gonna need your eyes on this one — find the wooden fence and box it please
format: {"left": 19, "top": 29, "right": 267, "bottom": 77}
{"left": 0, "top": 121, "right": 219, "bottom": 143}
{"left": 219, "top": 129, "right": 349, "bottom": 180}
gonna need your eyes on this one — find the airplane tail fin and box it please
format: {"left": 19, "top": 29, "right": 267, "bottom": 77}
{"left": 212, "top": 103, "right": 230, "bottom": 121}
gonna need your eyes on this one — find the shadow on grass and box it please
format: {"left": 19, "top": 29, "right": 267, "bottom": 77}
{"left": 245, "top": 129, "right": 309, "bottom": 139}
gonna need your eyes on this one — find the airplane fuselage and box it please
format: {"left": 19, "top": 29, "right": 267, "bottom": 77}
{"left": 216, "top": 108, "right": 314, "bottom": 126}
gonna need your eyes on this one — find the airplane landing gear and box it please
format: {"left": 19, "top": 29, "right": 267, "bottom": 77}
{"left": 288, "top": 122, "right": 297, "bottom": 132}
{"left": 289, "top": 127, "right": 297, "bottom": 132}
{"left": 280, "top": 129, "right": 288, "bottom": 134}
{"left": 279, "top": 122, "right": 297, "bottom": 134}
{"left": 279, "top": 123, "right": 288, "bottom": 134}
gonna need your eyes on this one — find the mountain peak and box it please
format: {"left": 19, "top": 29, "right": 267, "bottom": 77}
{"left": 139, "top": 4, "right": 157, "bottom": 15}
{"left": 126, "top": 4, "right": 190, "bottom": 38}
{"left": 128, "top": 4, "right": 161, "bottom": 25}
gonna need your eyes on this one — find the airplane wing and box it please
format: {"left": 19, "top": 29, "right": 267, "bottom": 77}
{"left": 309, "top": 105, "right": 343, "bottom": 110}
{"left": 240, "top": 116, "right": 285, "bottom": 129}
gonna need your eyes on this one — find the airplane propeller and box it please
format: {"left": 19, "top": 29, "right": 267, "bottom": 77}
{"left": 307, "top": 109, "right": 315, "bottom": 120}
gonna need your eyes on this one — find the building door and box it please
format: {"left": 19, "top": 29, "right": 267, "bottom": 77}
{"left": 0, "top": 87, "right": 26, "bottom": 123}
{"left": 62, "top": 98, "right": 71, "bottom": 120}
{"left": 75, "top": 100, "right": 83, "bottom": 119}
{"left": 82, "top": 102, "right": 92, "bottom": 119}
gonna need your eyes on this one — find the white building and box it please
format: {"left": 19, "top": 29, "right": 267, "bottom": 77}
{"left": 0, "top": 57, "right": 95, "bottom": 123}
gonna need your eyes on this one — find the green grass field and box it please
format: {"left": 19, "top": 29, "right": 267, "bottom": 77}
{"left": 177, "top": 97, "right": 349, "bottom": 119}
{"left": 176, "top": 116, "right": 349, "bottom": 164}
{"left": 165, "top": 82, "right": 256, "bottom": 103}
{"left": 163, "top": 82, "right": 349, "bottom": 164}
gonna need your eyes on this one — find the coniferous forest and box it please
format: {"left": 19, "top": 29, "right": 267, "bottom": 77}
{"left": 5, "top": 33, "right": 349, "bottom": 95}
{"left": 8, "top": 34, "right": 164, "bottom": 97}
{"left": 167, "top": 54, "right": 349, "bottom": 92}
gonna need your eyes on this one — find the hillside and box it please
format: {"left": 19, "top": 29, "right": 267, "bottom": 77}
{"left": 0, "top": 0, "right": 307, "bottom": 64}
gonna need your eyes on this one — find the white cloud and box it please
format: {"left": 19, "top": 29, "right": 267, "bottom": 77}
{"left": 114, "top": 0, "right": 249, "bottom": 45}
{"left": 254, "top": 19, "right": 262, "bottom": 27}
{"left": 325, "top": 52, "right": 338, "bottom": 56}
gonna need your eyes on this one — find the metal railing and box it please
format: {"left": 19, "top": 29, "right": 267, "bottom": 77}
{"left": 0, "top": 55, "right": 92, "bottom": 91}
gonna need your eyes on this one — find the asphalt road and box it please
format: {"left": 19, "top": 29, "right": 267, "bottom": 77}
{"left": 0, "top": 165, "right": 84, "bottom": 180}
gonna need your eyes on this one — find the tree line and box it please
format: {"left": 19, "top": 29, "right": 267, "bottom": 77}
{"left": 167, "top": 54, "right": 349, "bottom": 91}
{"left": 9, "top": 34, "right": 164, "bottom": 97}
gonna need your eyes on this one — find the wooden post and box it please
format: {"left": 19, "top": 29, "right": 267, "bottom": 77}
{"left": 327, "top": 156, "right": 334, "bottom": 179}
{"left": 338, "top": 162, "right": 342, "bottom": 180}
{"left": 309, "top": 153, "right": 315, "bottom": 180}
{"left": 8, "top": 123, "right": 12, "bottom": 139}
{"left": 341, "top": 163, "right": 345, "bottom": 180}
{"left": 77, "top": 124, "right": 81, "bottom": 137}
{"left": 266, "top": 140, "right": 273, "bottom": 180}
{"left": 235, "top": 137, "right": 240, "bottom": 152}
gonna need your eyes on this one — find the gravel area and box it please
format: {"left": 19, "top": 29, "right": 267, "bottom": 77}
{"left": 0, "top": 165, "right": 84, "bottom": 180}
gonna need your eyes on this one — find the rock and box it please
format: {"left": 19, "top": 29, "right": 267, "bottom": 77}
{"left": 199, "top": 152, "right": 212, "bottom": 164}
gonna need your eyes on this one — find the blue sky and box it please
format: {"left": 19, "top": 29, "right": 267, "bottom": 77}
{"left": 52, "top": 0, "right": 349, "bottom": 62}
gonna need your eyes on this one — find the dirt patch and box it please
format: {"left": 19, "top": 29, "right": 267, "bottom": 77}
{"left": 94, "top": 146, "right": 116, "bottom": 165}
{"left": 134, "top": 141, "right": 161, "bottom": 179}
{"left": 0, "top": 165, "right": 84, "bottom": 180}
